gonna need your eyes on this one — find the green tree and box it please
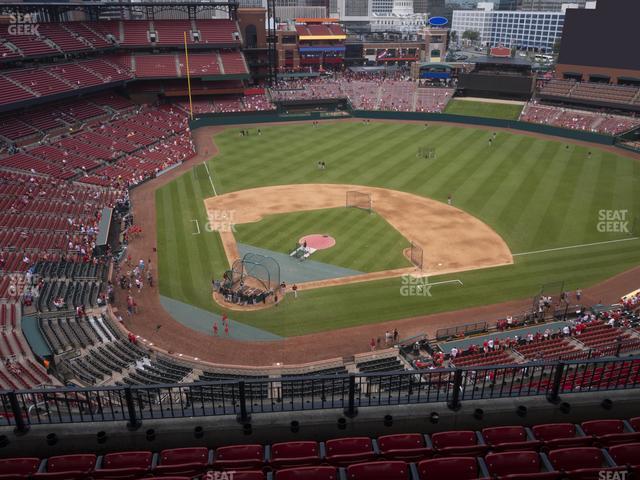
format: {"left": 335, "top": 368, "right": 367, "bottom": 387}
{"left": 462, "top": 30, "right": 480, "bottom": 42}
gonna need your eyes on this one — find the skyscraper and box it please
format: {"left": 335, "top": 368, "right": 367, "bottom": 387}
{"left": 517, "top": 0, "right": 587, "bottom": 10}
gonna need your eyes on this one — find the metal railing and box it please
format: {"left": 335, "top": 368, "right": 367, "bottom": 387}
{"left": 2, "top": 355, "right": 639, "bottom": 431}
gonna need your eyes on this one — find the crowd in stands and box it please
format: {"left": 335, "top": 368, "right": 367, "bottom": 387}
{"left": 433, "top": 299, "right": 640, "bottom": 370}
{"left": 520, "top": 101, "right": 640, "bottom": 135}
{"left": 175, "top": 94, "right": 275, "bottom": 115}
{"left": 0, "top": 20, "right": 240, "bottom": 62}
{"left": 0, "top": 98, "right": 195, "bottom": 189}
{"left": 269, "top": 73, "right": 454, "bottom": 113}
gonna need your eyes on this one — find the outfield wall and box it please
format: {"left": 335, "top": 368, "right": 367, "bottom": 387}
{"left": 190, "top": 110, "right": 616, "bottom": 146}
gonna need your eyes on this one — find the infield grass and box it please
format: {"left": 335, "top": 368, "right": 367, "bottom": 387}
{"left": 234, "top": 208, "right": 412, "bottom": 273}
{"left": 444, "top": 99, "right": 524, "bottom": 120}
{"left": 156, "top": 121, "right": 640, "bottom": 336}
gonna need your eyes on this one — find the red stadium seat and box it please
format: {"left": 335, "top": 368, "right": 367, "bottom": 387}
{"left": 417, "top": 457, "right": 479, "bottom": 480}
{"left": 608, "top": 443, "right": 640, "bottom": 470}
{"left": 377, "top": 433, "right": 432, "bottom": 461}
{"left": 629, "top": 417, "right": 640, "bottom": 431}
{"left": 92, "top": 451, "right": 153, "bottom": 479}
{"left": 430, "top": 430, "right": 488, "bottom": 457}
{"left": 153, "top": 447, "right": 209, "bottom": 477}
{"left": 547, "top": 447, "right": 625, "bottom": 479}
{"left": 275, "top": 466, "right": 338, "bottom": 480}
{"left": 32, "top": 454, "right": 96, "bottom": 479}
{"left": 482, "top": 426, "right": 542, "bottom": 452}
{"left": 532, "top": 423, "right": 593, "bottom": 449}
{"left": 324, "top": 437, "right": 376, "bottom": 466}
{"left": 213, "top": 444, "right": 264, "bottom": 470}
{"left": 485, "top": 451, "right": 561, "bottom": 480}
{"left": 346, "top": 461, "right": 409, "bottom": 480}
{"left": 581, "top": 420, "right": 640, "bottom": 446}
{"left": 146, "top": 478, "right": 192, "bottom": 480}
{"left": 0, "top": 458, "right": 40, "bottom": 479}
{"left": 269, "top": 441, "right": 321, "bottom": 469}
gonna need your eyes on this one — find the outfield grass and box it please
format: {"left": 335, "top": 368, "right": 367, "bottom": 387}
{"left": 156, "top": 122, "right": 640, "bottom": 336}
{"left": 444, "top": 99, "right": 524, "bottom": 120}
{"left": 234, "top": 208, "right": 411, "bottom": 273}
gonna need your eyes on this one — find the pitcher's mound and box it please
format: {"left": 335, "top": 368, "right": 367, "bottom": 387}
{"left": 300, "top": 234, "right": 336, "bottom": 250}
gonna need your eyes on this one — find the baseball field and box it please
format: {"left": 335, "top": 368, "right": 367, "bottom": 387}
{"left": 156, "top": 121, "right": 640, "bottom": 337}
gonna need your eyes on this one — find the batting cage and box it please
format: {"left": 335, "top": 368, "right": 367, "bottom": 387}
{"left": 230, "top": 253, "right": 281, "bottom": 292}
{"left": 409, "top": 241, "right": 424, "bottom": 270}
{"left": 346, "top": 191, "right": 372, "bottom": 213}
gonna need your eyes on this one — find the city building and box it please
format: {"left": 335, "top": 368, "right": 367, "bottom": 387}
{"left": 517, "top": 0, "right": 586, "bottom": 10}
{"left": 370, "top": 0, "right": 430, "bottom": 34}
{"left": 451, "top": 3, "right": 569, "bottom": 52}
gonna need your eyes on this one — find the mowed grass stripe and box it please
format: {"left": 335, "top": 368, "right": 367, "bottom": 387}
{"left": 510, "top": 143, "right": 575, "bottom": 251}
{"left": 448, "top": 134, "right": 533, "bottom": 210}
{"left": 493, "top": 141, "right": 563, "bottom": 249}
{"left": 473, "top": 137, "right": 547, "bottom": 223}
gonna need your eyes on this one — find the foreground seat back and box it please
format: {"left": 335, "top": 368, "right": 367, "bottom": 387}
{"left": 482, "top": 426, "right": 541, "bottom": 451}
{"left": 325, "top": 437, "right": 375, "bottom": 465}
{"left": 532, "top": 423, "right": 592, "bottom": 449}
{"left": 102, "top": 451, "right": 153, "bottom": 470}
{"left": 532, "top": 423, "right": 577, "bottom": 442}
{"left": 581, "top": 420, "right": 625, "bottom": 437}
{"left": 417, "top": 457, "right": 478, "bottom": 480}
{"left": 547, "top": 447, "right": 604, "bottom": 471}
{"left": 430, "top": 430, "right": 487, "bottom": 456}
{"left": 214, "top": 444, "right": 264, "bottom": 469}
{"left": 377, "top": 433, "right": 431, "bottom": 461}
{"left": 270, "top": 441, "right": 320, "bottom": 468}
{"left": 581, "top": 419, "right": 640, "bottom": 446}
{"left": 275, "top": 466, "right": 338, "bottom": 480}
{"left": 159, "top": 447, "right": 208, "bottom": 466}
{"left": 346, "top": 460, "right": 409, "bottom": 480}
{"left": 44, "top": 454, "right": 96, "bottom": 473}
{"left": 0, "top": 457, "right": 40, "bottom": 477}
{"left": 608, "top": 443, "right": 640, "bottom": 467}
{"left": 485, "top": 451, "right": 542, "bottom": 476}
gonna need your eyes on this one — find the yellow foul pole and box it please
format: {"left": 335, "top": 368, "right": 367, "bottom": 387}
{"left": 184, "top": 31, "right": 194, "bottom": 120}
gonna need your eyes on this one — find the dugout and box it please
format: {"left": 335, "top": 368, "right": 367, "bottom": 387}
{"left": 457, "top": 56, "right": 535, "bottom": 100}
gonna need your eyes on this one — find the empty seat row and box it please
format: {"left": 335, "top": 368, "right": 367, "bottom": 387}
{"left": 2, "top": 438, "right": 639, "bottom": 479}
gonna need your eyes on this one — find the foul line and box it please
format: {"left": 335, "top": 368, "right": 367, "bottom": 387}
{"left": 513, "top": 237, "right": 639, "bottom": 257}
{"left": 427, "top": 279, "right": 464, "bottom": 287}
{"left": 203, "top": 162, "right": 217, "bottom": 196}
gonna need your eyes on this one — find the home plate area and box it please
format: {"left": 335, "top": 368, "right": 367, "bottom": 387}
{"left": 290, "top": 234, "right": 336, "bottom": 260}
